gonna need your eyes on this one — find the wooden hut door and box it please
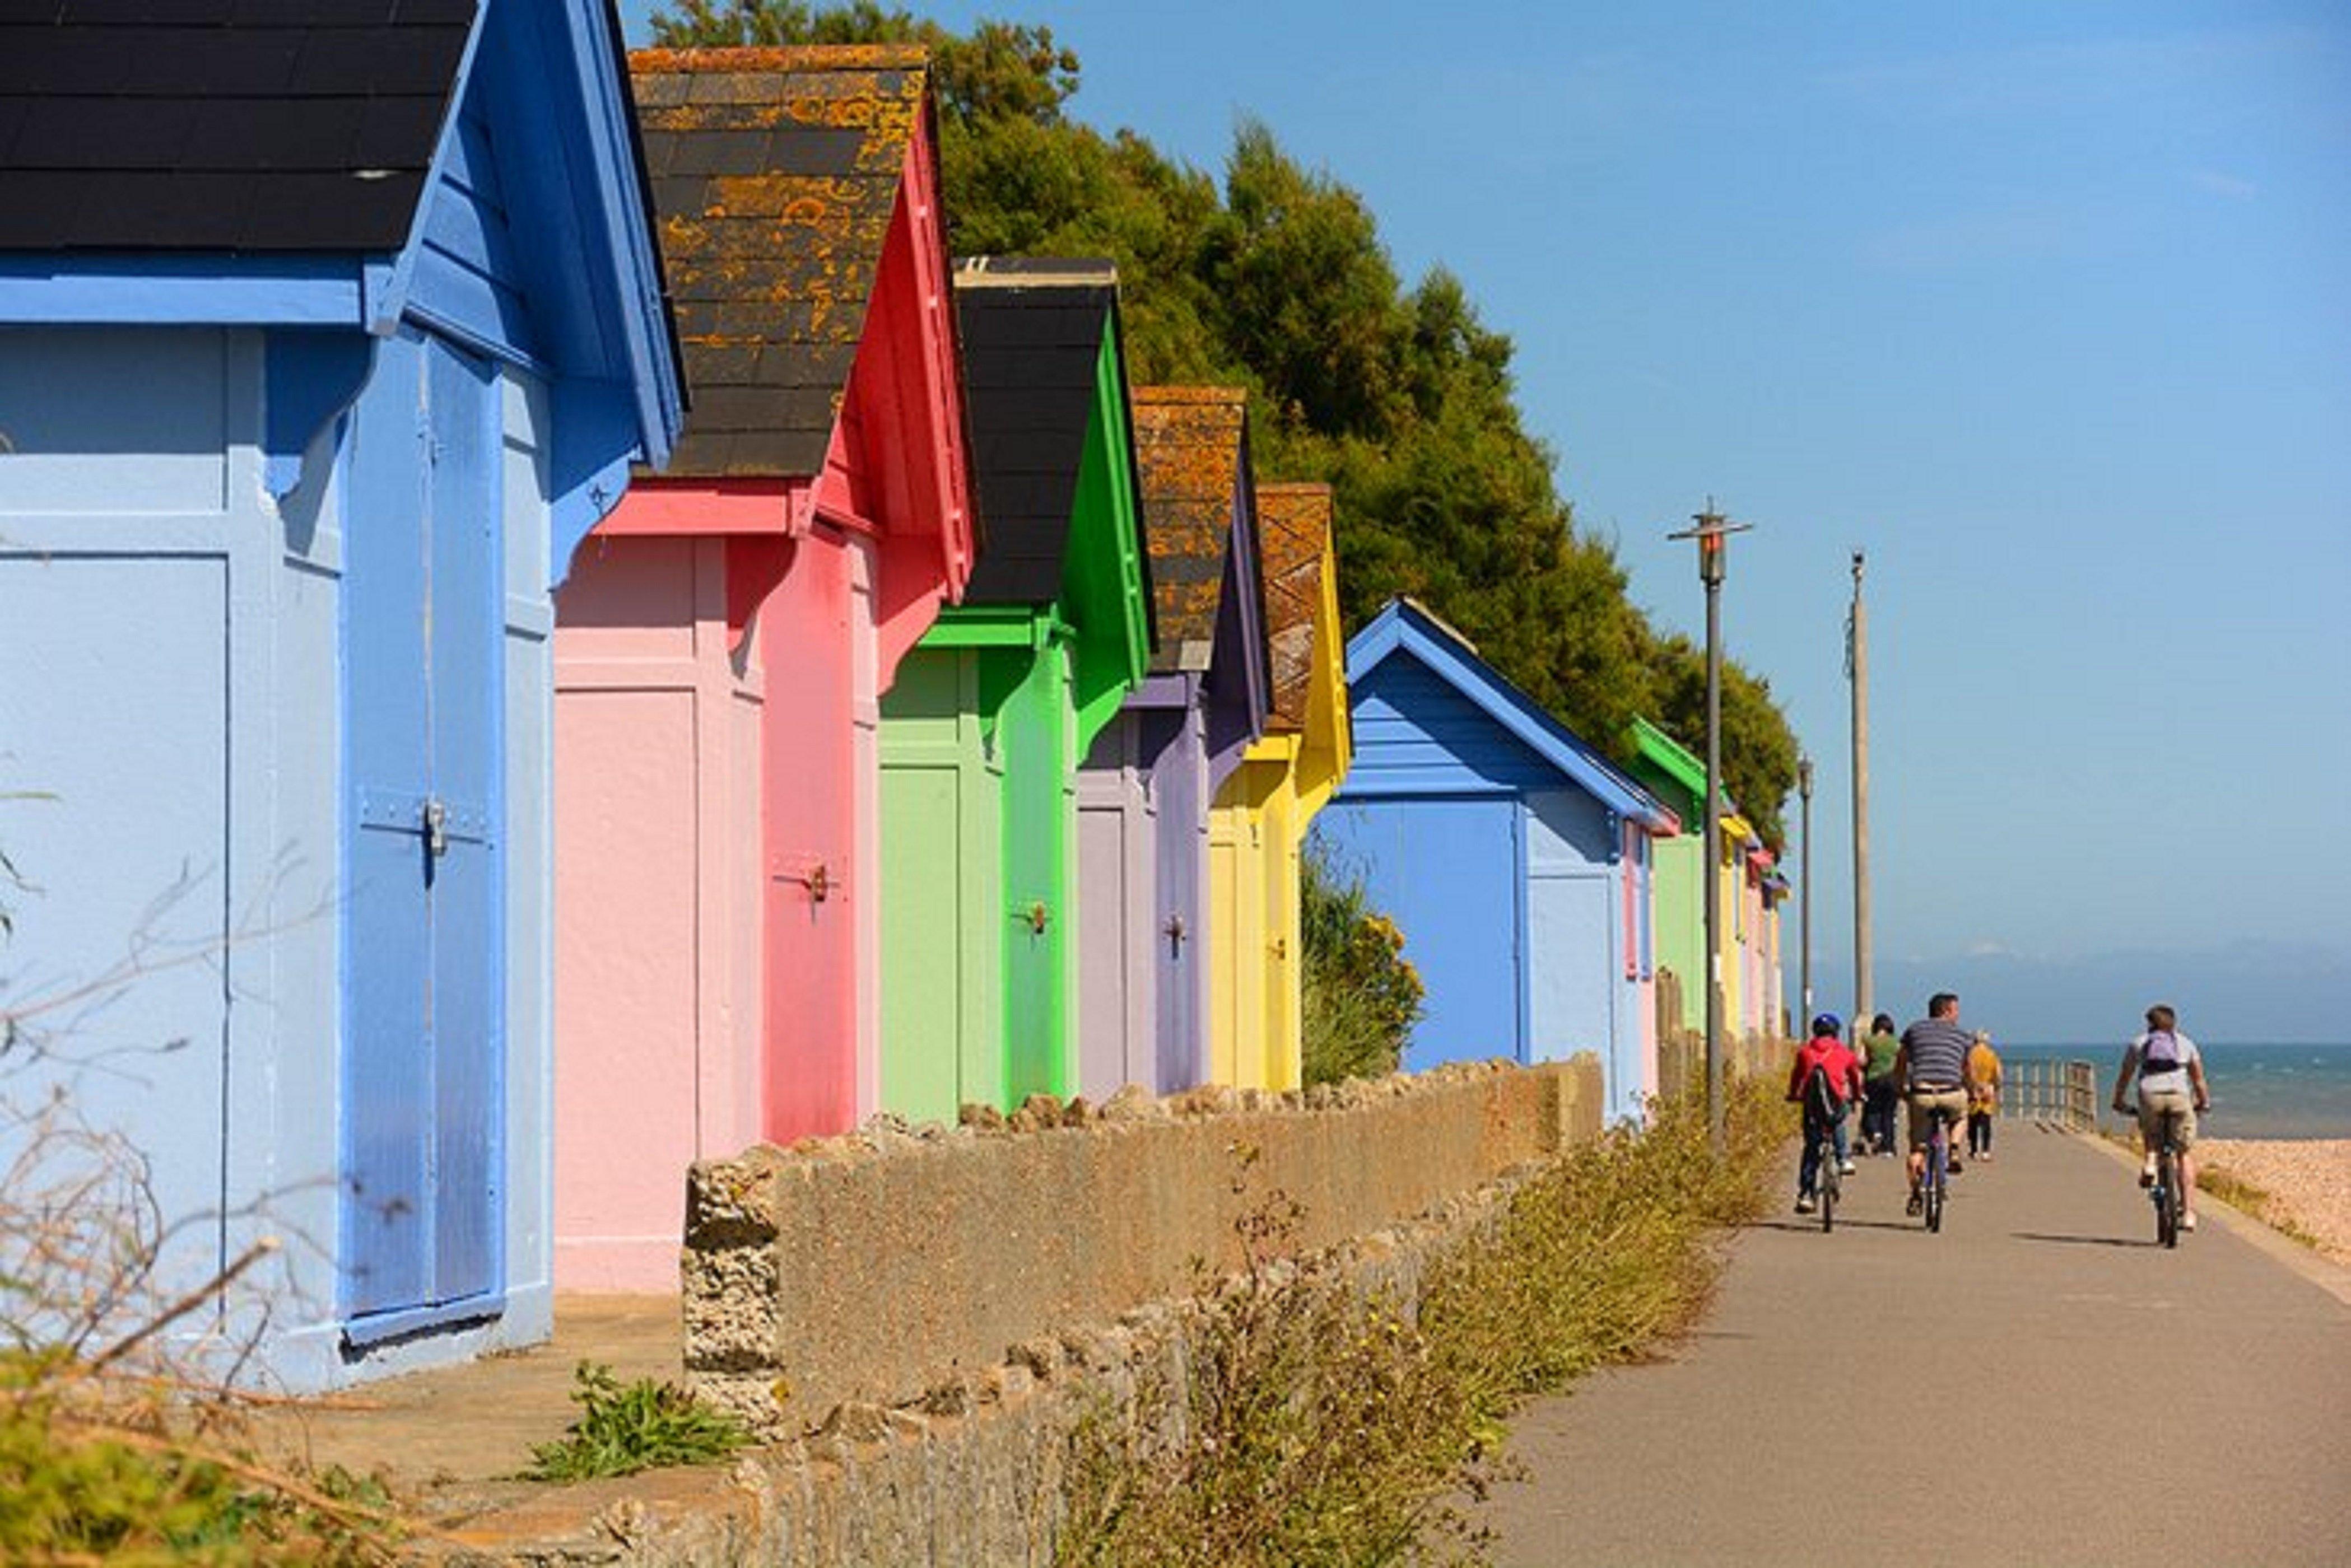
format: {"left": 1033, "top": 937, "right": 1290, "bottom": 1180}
{"left": 341, "top": 332, "right": 504, "bottom": 1337}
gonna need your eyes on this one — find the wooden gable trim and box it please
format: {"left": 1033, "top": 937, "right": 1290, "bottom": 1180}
{"left": 1343, "top": 599, "right": 1672, "bottom": 829}
{"left": 822, "top": 108, "right": 975, "bottom": 689}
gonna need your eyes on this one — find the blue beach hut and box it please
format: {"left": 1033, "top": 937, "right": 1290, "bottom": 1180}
{"left": 0, "top": 0, "right": 682, "bottom": 1388}
{"left": 1313, "top": 600, "right": 1677, "bottom": 1122}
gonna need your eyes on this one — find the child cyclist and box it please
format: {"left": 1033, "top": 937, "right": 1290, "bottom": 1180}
{"left": 1787, "top": 1014, "right": 1866, "bottom": 1215}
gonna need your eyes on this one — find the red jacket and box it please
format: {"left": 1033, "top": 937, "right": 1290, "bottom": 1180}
{"left": 1788, "top": 1035, "right": 1865, "bottom": 1107}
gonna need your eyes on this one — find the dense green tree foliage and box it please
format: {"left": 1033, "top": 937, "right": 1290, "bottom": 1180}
{"left": 649, "top": 2, "right": 1798, "bottom": 844}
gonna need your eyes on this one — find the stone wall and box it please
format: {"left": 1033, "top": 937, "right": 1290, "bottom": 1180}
{"left": 421, "top": 1172, "right": 1530, "bottom": 1567}
{"left": 682, "top": 1057, "right": 1603, "bottom": 1435}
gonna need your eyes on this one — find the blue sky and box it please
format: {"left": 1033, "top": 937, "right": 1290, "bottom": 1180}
{"left": 623, "top": 2, "right": 2351, "bottom": 1038}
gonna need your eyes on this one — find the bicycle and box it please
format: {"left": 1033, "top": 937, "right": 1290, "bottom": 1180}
{"left": 2149, "top": 1108, "right": 2186, "bottom": 1248}
{"left": 1917, "top": 1102, "right": 1957, "bottom": 1233}
{"left": 1805, "top": 1068, "right": 1844, "bottom": 1233}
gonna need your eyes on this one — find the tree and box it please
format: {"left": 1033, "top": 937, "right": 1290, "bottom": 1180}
{"left": 645, "top": 2, "right": 1801, "bottom": 845}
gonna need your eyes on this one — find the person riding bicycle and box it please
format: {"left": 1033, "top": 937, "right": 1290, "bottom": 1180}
{"left": 1787, "top": 1012, "right": 1865, "bottom": 1215}
{"left": 2110, "top": 1004, "right": 2210, "bottom": 1232}
{"left": 1895, "top": 992, "right": 1972, "bottom": 1216}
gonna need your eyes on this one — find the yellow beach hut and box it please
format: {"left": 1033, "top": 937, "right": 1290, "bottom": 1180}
{"left": 1207, "top": 483, "right": 1353, "bottom": 1090}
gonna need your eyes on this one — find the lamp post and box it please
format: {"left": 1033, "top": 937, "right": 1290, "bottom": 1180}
{"left": 1666, "top": 502, "right": 1751, "bottom": 1153}
{"left": 1798, "top": 755, "right": 1813, "bottom": 1034}
{"left": 1849, "top": 552, "right": 1872, "bottom": 1032}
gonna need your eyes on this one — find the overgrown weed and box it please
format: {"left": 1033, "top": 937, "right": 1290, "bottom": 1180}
{"left": 4, "top": 1001, "right": 402, "bottom": 1561}
{"left": 525, "top": 1361, "right": 751, "bottom": 1481}
{"left": 1058, "top": 1076, "right": 1791, "bottom": 1566}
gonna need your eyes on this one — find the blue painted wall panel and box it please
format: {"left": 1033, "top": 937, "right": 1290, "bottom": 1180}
{"left": 0, "top": 552, "right": 231, "bottom": 1303}
{"left": 1315, "top": 796, "right": 1523, "bottom": 1067}
{"left": 1343, "top": 660, "right": 1569, "bottom": 797}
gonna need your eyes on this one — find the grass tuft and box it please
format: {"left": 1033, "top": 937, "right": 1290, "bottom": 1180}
{"left": 524, "top": 1361, "right": 752, "bottom": 1482}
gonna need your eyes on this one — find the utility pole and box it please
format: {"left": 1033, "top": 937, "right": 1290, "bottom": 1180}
{"left": 1668, "top": 503, "right": 1751, "bottom": 1154}
{"left": 1798, "top": 755, "right": 1813, "bottom": 1031}
{"left": 1849, "top": 551, "right": 1873, "bottom": 1031}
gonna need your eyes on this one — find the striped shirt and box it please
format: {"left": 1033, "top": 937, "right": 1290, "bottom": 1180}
{"left": 1899, "top": 1016, "right": 1971, "bottom": 1090}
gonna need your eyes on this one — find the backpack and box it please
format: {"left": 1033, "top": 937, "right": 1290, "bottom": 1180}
{"left": 2140, "top": 1030, "right": 2182, "bottom": 1074}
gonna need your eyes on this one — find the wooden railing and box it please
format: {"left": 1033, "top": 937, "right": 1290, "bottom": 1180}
{"left": 2001, "top": 1058, "right": 2099, "bottom": 1130}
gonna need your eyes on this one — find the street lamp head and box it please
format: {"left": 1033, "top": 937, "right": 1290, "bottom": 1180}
{"left": 1666, "top": 502, "right": 1753, "bottom": 587}
{"left": 1798, "top": 755, "right": 1813, "bottom": 795}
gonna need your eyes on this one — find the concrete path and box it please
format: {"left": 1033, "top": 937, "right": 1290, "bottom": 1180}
{"left": 1478, "top": 1123, "right": 2351, "bottom": 1567}
{"left": 254, "top": 1294, "right": 683, "bottom": 1496}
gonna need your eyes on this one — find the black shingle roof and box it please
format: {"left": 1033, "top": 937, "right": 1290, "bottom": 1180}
{"left": 954, "top": 259, "right": 1118, "bottom": 607}
{"left": 0, "top": 0, "right": 473, "bottom": 253}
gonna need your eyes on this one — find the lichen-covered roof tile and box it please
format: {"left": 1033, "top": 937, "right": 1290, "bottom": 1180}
{"left": 1132, "top": 386, "right": 1247, "bottom": 669}
{"left": 1255, "top": 483, "right": 1332, "bottom": 731}
{"left": 630, "top": 45, "right": 931, "bottom": 478}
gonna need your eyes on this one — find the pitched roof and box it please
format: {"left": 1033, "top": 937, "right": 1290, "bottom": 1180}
{"left": 0, "top": 0, "right": 474, "bottom": 252}
{"left": 1131, "top": 386, "right": 1249, "bottom": 673}
{"left": 1345, "top": 599, "right": 1678, "bottom": 833}
{"left": 953, "top": 258, "right": 1121, "bottom": 605}
{"left": 1255, "top": 483, "right": 1333, "bottom": 731}
{"left": 629, "top": 45, "right": 930, "bottom": 478}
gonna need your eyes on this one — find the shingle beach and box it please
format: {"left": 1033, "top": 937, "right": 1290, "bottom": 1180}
{"left": 2197, "top": 1138, "right": 2351, "bottom": 1266}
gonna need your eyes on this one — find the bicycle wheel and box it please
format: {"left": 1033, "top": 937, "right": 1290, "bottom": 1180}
{"left": 1925, "top": 1127, "right": 1945, "bottom": 1233}
{"left": 2157, "top": 1147, "right": 2180, "bottom": 1248}
{"left": 1821, "top": 1141, "right": 1837, "bottom": 1233}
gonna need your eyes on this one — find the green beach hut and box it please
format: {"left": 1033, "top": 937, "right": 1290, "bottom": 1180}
{"left": 877, "top": 260, "right": 1153, "bottom": 1121}
{"left": 1628, "top": 717, "right": 1710, "bottom": 1043}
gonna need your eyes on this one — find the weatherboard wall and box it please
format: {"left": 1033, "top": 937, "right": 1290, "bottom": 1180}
{"left": 547, "top": 45, "right": 976, "bottom": 1291}
{"left": 1318, "top": 603, "right": 1672, "bottom": 1122}
{"left": 0, "top": 0, "right": 683, "bottom": 1383}
{"left": 1206, "top": 483, "right": 1350, "bottom": 1093}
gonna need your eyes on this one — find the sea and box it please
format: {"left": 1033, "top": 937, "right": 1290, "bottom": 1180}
{"left": 1997, "top": 1042, "right": 2351, "bottom": 1141}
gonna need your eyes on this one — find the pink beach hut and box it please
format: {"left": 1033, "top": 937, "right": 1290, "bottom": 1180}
{"left": 552, "top": 46, "right": 973, "bottom": 1289}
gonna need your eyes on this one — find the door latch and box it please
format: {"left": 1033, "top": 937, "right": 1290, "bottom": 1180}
{"left": 771, "top": 859, "right": 833, "bottom": 902}
{"left": 423, "top": 797, "right": 449, "bottom": 858}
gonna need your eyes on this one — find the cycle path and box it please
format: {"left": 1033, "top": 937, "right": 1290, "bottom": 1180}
{"left": 1477, "top": 1122, "right": 2351, "bottom": 1566}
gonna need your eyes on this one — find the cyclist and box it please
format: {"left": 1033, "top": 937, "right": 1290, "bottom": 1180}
{"left": 1786, "top": 1012, "right": 1865, "bottom": 1215}
{"left": 1895, "top": 992, "right": 1971, "bottom": 1216}
{"left": 2110, "top": 1004, "right": 2210, "bottom": 1231}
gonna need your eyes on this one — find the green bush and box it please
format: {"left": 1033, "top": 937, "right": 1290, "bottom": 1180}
{"left": 0, "top": 1348, "right": 395, "bottom": 1565}
{"left": 525, "top": 1362, "right": 752, "bottom": 1482}
{"left": 1300, "top": 844, "right": 1424, "bottom": 1086}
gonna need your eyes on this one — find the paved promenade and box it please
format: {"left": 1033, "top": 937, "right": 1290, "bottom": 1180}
{"left": 1479, "top": 1122, "right": 2351, "bottom": 1566}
